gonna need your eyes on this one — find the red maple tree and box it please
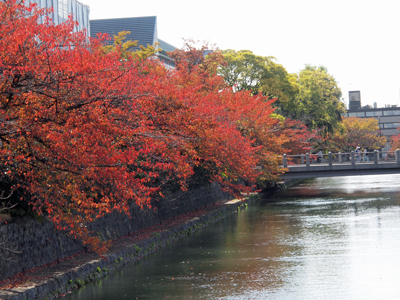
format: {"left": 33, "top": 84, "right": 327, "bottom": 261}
{"left": 0, "top": 2, "right": 313, "bottom": 253}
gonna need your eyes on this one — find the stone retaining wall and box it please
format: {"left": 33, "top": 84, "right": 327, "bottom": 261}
{"left": 0, "top": 182, "right": 229, "bottom": 282}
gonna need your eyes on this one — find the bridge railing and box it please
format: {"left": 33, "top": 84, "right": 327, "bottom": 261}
{"left": 282, "top": 150, "right": 400, "bottom": 167}
{"left": 380, "top": 150, "right": 397, "bottom": 162}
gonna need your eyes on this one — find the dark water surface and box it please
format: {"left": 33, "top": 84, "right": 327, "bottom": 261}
{"left": 66, "top": 175, "right": 400, "bottom": 299}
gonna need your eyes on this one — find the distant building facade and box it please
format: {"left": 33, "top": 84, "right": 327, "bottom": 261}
{"left": 348, "top": 91, "right": 361, "bottom": 111}
{"left": 344, "top": 90, "right": 400, "bottom": 137}
{"left": 90, "top": 16, "right": 176, "bottom": 68}
{"left": 17, "top": 0, "right": 90, "bottom": 34}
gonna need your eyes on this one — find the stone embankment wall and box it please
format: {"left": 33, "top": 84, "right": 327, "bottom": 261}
{"left": 0, "top": 182, "right": 229, "bottom": 281}
{"left": 1, "top": 197, "right": 253, "bottom": 300}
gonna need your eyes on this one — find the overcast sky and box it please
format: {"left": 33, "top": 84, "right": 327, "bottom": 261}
{"left": 81, "top": 0, "right": 400, "bottom": 109}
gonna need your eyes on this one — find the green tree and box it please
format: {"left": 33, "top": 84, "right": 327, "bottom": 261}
{"left": 218, "top": 49, "right": 298, "bottom": 113}
{"left": 100, "top": 30, "right": 159, "bottom": 61}
{"left": 293, "top": 65, "right": 345, "bottom": 134}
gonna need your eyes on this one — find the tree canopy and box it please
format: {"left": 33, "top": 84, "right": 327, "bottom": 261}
{"left": 219, "top": 51, "right": 345, "bottom": 135}
{"left": 218, "top": 49, "right": 298, "bottom": 112}
{"left": 168, "top": 41, "right": 314, "bottom": 182}
{"left": 99, "top": 30, "right": 159, "bottom": 61}
{"left": 293, "top": 65, "right": 345, "bottom": 134}
{"left": 0, "top": 2, "right": 314, "bottom": 253}
{"left": 326, "top": 117, "right": 386, "bottom": 153}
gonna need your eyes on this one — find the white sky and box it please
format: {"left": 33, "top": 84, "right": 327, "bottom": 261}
{"left": 81, "top": 0, "right": 400, "bottom": 109}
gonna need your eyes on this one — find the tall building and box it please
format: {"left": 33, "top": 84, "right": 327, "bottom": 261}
{"left": 90, "top": 16, "right": 176, "bottom": 68}
{"left": 14, "top": 0, "right": 90, "bottom": 34}
{"left": 348, "top": 91, "right": 361, "bottom": 110}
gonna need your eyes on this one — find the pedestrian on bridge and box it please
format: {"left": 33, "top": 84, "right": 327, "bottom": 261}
{"left": 362, "top": 148, "right": 369, "bottom": 162}
{"left": 355, "top": 147, "right": 361, "bottom": 162}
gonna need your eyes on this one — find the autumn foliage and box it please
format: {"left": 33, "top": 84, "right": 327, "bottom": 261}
{"left": 390, "top": 130, "right": 400, "bottom": 151}
{"left": 0, "top": 1, "right": 312, "bottom": 252}
{"left": 324, "top": 117, "right": 386, "bottom": 153}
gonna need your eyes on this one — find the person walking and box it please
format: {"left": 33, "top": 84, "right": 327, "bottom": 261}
{"left": 355, "top": 147, "right": 361, "bottom": 163}
{"left": 363, "top": 148, "right": 369, "bottom": 162}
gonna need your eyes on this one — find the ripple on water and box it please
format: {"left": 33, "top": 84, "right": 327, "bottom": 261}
{"left": 64, "top": 175, "right": 400, "bottom": 300}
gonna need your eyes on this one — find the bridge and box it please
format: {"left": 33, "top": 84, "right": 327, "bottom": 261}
{"left": 280, "top": 150, "right": 400, "bottom": 179}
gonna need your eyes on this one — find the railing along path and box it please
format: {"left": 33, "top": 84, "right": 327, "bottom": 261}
{"left": 280, "top": 150, "right": 400, "bottom": 179}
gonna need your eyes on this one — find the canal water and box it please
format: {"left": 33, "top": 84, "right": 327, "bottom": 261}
{"left": 66, "top": 175, "right": 400, "bottom": 300}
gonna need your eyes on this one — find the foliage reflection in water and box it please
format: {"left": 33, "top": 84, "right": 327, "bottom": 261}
{"left": 65, "top": 175, "right": 400, "bottom": 300}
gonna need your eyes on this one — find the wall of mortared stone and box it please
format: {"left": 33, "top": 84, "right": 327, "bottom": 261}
{"left": 0, "top": 182, "right": 229, "bottom": 281}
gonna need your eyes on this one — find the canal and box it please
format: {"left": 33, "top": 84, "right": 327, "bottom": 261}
{"left": 66, "top": 175, "right": 400, "bottom": 299}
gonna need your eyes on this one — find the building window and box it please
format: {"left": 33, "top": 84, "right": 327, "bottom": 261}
{"left": 384, "top": 110, "right": 393, "bottom": 116}
{"left": 348, "top": 112, "right": 358, "bottom": 117}
{"left": 383, "top": 123, "right": 400, "bottom": 129}
{"left": 58, "top": 0, "right": 68, "bottom": 22}
{"left": 366, "top": 111, "right": 383, "bottom": 117}
{"left": 383, "top": 110, "right": 400, "bottom": 116}
{"left": 356, "top": 112, "right": 365, "bottom": 117}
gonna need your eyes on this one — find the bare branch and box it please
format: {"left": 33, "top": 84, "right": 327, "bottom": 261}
{"left": 0, "top": 189, "right": 14, "bottom": 200}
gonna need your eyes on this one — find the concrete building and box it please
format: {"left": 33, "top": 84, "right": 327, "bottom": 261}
{"left": 344, "top": 90, "right": 400, "bottom": 137}
{"left": 90, "top": 16, "right": 176, "bottom": 68}
{"left": 15, "top": 0, "right": 90, "bottom": 34}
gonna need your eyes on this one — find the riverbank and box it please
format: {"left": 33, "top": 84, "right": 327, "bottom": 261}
{"left": 0, "top": 194, "right": 261, "bottom": 300}
{"left": 278, "top": 178, "right": 304, "bottom": 190}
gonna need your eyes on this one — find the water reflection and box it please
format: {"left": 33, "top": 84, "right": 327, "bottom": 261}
{"left": 66, "top": 175, "right": 400, "bottom": 300}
